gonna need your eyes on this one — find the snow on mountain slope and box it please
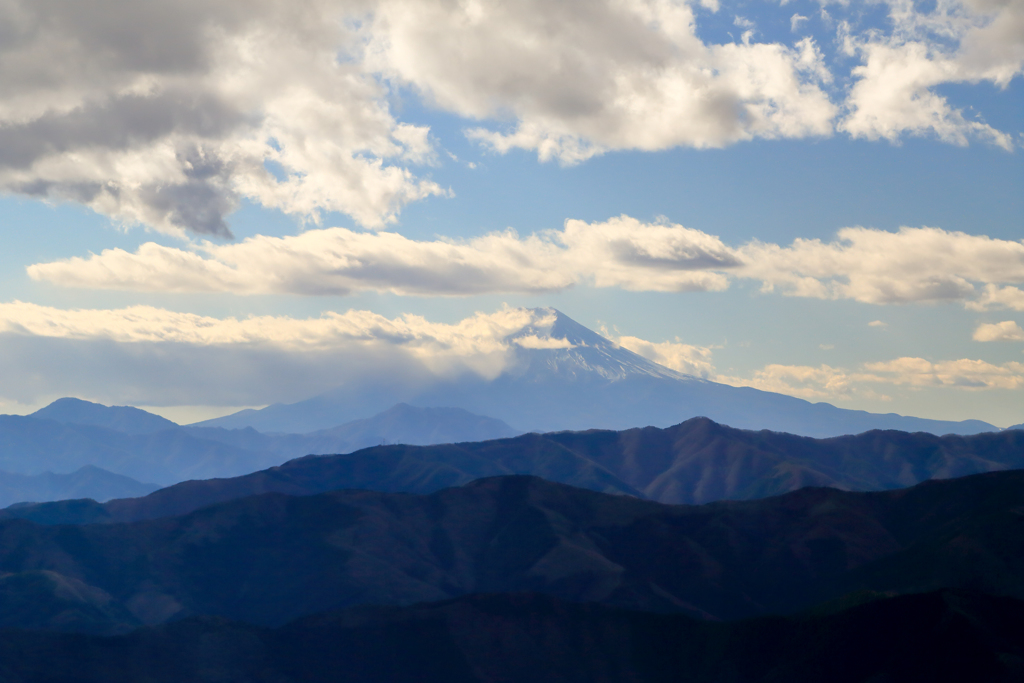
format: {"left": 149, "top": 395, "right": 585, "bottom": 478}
{"left": 195, "top": 308, "right": 996, "bottom": 437}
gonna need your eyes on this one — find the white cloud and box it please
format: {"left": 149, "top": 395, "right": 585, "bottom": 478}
{"left": 0, "top": 302, "right": 573, "bottom": 405}
{"left": 974, "top": 320, "right": 1024, "bottom": 341}
{"left": 718, "top": 363, "right": 881, "bottom": 400}
{"left": 0, "top": 299, "right": 541, "bottom": 359}
{"left": 718, "top": 356, "right": 1024, "bottom": 400}
{"left": 27, "top": 228, "right": 573, "bottom": 296}
{"left": 366, "top": 0, "right": 837, "bottom": 163}
{"left": 28, "top": 216, "right": 739, "bottom": 296}
{"left": 791, "top": 13, "right": 809, "bottom": 32}
{"left": 739, "top": 226, "right": 1024, "bottom": 305}
{"left": 967, "top": 284, "right": 1024, "bottom": 311}
{"left": 839, "top": 0, "right": 1024, "bottom": 148}
{"left": 612, "top": 336, "right": 716, "bottom": 378}
{"left": 0, "top": 299, "right": 1020, "bottom": 409}
{"left": 869, "top": 320, "right": 888, "bottom": 327}
{"left": 26, "top": 217, "right": 1024, "bottom": 309}
{"left": 863, "top": 356, "right": 1024, "bottom": 390}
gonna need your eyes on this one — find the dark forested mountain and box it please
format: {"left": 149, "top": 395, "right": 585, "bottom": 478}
{"left": 9, "top": 416, "right": 1022, "bottom": 525}
{"left": 30, "top": 397, "right": 178, "bottom": 434}
{"left": 194, "top": 309, "right": 997, "bottom": 438}
{"left": 0, "top": 471, "right": 1021, "bottom": 634}
{"left": 0, "top": 590, "right": 1020, "bottom": 683}
{"left": 0, "top": 466, "right": 158, "bottom": 508}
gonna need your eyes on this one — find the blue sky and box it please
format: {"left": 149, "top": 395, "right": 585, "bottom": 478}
{"left": 0, "top": 0, "right": 1022, "bottom": 426}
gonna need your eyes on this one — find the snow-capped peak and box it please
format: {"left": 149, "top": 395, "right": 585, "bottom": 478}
{"left": 504, "top": 308, "right": 693, "bottom": 382}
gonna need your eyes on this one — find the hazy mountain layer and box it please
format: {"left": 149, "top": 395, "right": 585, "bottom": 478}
{"left": 194, "top": 309, "right": 998, "bottom": 437}
{"left": 0, "top": 402, "right": 520, "bottom": 486}
{"left": 30, "top": 397, "right": 178, "bottom": 434}
{"left": 0, "top": 471, "right": 1020, "bottom": 633}
{"left": 0, "top": 466, "right": 158, "bottom": 508}
{"left": 8, "top": 417, "right": 1022, "bottom": 525}
{"left": 184, "top": 403, "right": 521, "bottom": 454}
{"left": 0, "top": 415, "right": 281, "bottom": 485}
{"left": 0, "top": 590, "right": 1019, "bottom": 683}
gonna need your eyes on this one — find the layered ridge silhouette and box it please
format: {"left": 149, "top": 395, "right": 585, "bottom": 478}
{"left": 0, "top": 401, "right": 519, "bottom": 487}
{"left": 0, "top": 471, "right": 1021, "bottom": 634}
{"left": 7, "top": 417, "right": 1022, "bottom": 525}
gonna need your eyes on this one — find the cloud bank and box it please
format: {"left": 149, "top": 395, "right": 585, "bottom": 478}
{"left": 717, "top": 357, "right": 1024, "bottom": 401}
{"left": 0, "top": 303, "right": 564, "bottom": 406}
{"left": 0, "top": 301, "right": 1018, "bottom": 410}
{"left": 29, "top": 218, "right": 1024, "bottom": 311}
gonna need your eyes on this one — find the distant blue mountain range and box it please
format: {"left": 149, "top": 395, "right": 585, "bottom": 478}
{"left": 0, "top": 465, "right": 158, "bottom": 508}
{"left": 0, "top": 400, "right": 520, "bottom": 486}
{"left": 31, "top": 398, "right": 178, "bottom": 434}
{"left": 194, "top": 309, "right": 1000, "bottom": 438}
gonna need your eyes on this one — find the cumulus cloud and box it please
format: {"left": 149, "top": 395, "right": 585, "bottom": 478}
{"left": 974, "top": 320, "right": 1024, "bottom": 341}
{"left": 839, "top": 0, "right": 1024, "bottom": 148}
{"left": 365, "top": 0, "right": 837, "bottom": 162}
{"left": 28, "top": 215, "right": 739, "bottom": 295}
{"left": 0, "top": 0, "right": 444, "bottom": 237}
{"left": 28, "top": 219, "right": 1024, "bottom": 306}
{"left": 967, "top": 284, "right": 1024, "bottom": 311}
{"left": 739, "top": 226, "right": 1024, "bottom": 305}
{"left": 0, "top": 0, "right": 1018, "bottom": 234}
{"left": 362, "top": 0, "right": 1019, "bottom": 161}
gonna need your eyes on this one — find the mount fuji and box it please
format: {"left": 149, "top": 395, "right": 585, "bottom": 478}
{"left": 195, "top": 309, "right": 997, "bottom": 438}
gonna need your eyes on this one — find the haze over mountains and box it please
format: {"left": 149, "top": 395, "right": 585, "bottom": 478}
{"left": 0, "top": 394, "right": 1019, "bottom": 680}
{"left": 0, "top": 466, "right": 158, "bottom": 508}
{"left": 0, "top": 400, "right": 518, "bottom": 488}
{"left": 195, "top": 309, "right": 999, "bottom": 438}
{"left": 0, "top": 315, "right": 1018, "bottom": 680}
{"left": 7, "top": 417, "right": 1023, "bottom": 526}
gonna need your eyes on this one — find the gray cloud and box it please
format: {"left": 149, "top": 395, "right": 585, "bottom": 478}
{"left": 0, "top": 91, "right": 245, "bottom": 170}
{"left": 0, "top": 0, "right": 440, "bottom": 236}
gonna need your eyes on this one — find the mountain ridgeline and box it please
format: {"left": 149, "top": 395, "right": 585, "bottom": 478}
{"left": 7, "top": 416, "right": 1023, "bottom": 526}
{"left": 193, "top": 308, "right": 999, "bottom": 438}
{"left": 0, "top": 471, "right": 1021, "bottom": 636}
